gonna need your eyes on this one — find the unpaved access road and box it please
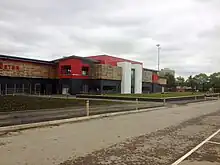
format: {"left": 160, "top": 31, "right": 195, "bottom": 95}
{"left": 0, "top": 100, "right": 220, "bottom": 165}
{"left": 0, "top": 102, "right": 163, "bottom": 127}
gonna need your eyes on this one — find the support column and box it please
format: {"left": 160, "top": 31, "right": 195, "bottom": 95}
{"left": 22, "top": 84, "right": 25, "bottom": 94}
{"left": 5, "top": 84, "right": 7, "bottom": 95}
{"left": 14, "top": 84, "right": 16, "bottom": 94}
{"left": 117, "top": 62, "right": 131, "bottom": 94}
{"left": 132, "top": 64, "right": 142, "bottom": 94}
{"left": 30, "top": 84, "right": 32, "bottom": 94}
{"left": 100, "top": 80, "right": 103, "bottom": 94}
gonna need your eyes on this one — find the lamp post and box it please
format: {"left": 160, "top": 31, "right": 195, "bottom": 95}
{"left": 156, "top": 44, "right": 161, "bottom": 71}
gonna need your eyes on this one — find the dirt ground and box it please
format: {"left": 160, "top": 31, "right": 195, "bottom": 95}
{"left": 60, "top": 107, "right": 220, "bottom": 165}
{"left": 0, "top": 100, "right": 220, "bottom": 165}
{"left": 179, "top": 129, "right": 220, "bottom": 165}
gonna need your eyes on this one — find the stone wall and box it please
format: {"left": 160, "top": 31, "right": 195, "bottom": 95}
{"left": 0, "top": 60, "right": 58, "bottom": 79}
{"left": 89, "top": 64, "right": 122, "bottom": 80}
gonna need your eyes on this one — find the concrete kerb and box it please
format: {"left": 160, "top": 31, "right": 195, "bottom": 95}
{"left": 0, "top": 106, "right": 166, "bottom": 133}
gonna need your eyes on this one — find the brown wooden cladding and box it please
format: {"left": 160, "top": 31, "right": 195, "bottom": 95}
{"left": 0, "top": 59, "right": 58, "bottom": 79}
{"left": 89, "top": 64, "right": 122, "bottom": 80}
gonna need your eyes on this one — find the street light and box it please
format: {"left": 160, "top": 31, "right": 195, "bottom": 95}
{"left": 156, "top": 44, "right": 161, "bottom": 71}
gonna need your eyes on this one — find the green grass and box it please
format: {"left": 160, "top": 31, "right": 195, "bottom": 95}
{"left": 0, "top": 95, "right": 123, "bottom": 112}
{"left": 106, "top": 92, "right": 204, "bottom": 98}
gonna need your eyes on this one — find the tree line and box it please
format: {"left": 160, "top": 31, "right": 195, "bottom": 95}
{"left": 164, "top": 72, "right": 220, "bottom": 92}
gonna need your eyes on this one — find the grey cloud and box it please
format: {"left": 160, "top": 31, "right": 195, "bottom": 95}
{"left": 198, "top": 26, "right": 220, "bottom": 39}
{"left": 0, "top": 0, "right": 220, "bottom": 77}
{"left": 98, "top": 39, "right": 135, "bottom": 55}
{"left": 0, "top": 25, "right": 48, "bottom": 45}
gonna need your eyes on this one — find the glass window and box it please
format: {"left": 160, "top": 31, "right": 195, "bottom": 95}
{"left": 61, "top": 65, "right": 71, "bottom": 75}
{"left": 82, "top": 67, "right": 89, "bottom": 76}
{"left": 131, "top": 69, "right": 135, "bottom": 86}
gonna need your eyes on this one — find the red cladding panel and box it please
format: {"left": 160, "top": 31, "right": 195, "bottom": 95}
{"left": 58, "top": 58, "right": 89, "bottom": 79}
{"left": 152, "top": 74, "right": 159, "bottom": 83}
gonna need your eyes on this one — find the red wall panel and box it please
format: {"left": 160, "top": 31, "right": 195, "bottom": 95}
{"left": 152, "top": 74, "right": 159, "bottom": 83}
{"left": 58, "top": 58, "right": 89, "bottom": 79}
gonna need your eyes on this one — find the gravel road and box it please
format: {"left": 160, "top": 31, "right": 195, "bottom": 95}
{"left": 0, "top": 100, "right": 220, "bottom": 165}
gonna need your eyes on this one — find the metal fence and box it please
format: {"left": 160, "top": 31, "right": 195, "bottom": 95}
{"left": 0, "top": 83, "right": 51, "bottom": 95}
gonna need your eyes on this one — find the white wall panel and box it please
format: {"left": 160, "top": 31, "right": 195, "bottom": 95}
{"left": 117, "top": 62, "right": 131, "bottom": 94}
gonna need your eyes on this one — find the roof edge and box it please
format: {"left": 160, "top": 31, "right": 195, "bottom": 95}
{"left": 52, "top": 55, "right": 99, "bottom": 63}
{"left": 0, "top": 54, "right": 54, "bottom": 65}
{"left": 87, "top": 54, "right": 143, "bottom": 64}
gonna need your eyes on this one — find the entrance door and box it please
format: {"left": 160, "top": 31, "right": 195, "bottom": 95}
{"left": 62, "top": 87, "right": 69, "bottom": 95}
{"left": 35, "top": 83, "right": 41, "bottom": 94}
{"left": 62, "top": 84, "right": 69, "bottom": 95}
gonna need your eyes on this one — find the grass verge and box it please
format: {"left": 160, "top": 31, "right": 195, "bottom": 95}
{"left": 106, "top": 92, "right": 204, "bottom": 98}
{"left": 0, "top": 95, "right": 124, "bottom": 112}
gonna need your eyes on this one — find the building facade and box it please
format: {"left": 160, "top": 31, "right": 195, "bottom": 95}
{"left": 160, "top": 68, "right": 175, "bottom": 76}
{"left": 0, "top": 54, "right": 166, "bottom": 95}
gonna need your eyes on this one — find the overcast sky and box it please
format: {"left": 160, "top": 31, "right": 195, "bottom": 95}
{"left": 0, "top": 0, "right": 219, "bottom": 77}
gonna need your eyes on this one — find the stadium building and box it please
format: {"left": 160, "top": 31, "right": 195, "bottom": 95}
{"left": 0, "top": 54, "right": 166, "bottom": 95}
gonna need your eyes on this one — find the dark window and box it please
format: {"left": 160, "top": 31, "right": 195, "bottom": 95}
{"left": 142, "top": 87, "right": 151, "bottom": 93}
{"left": 131, "top": 69, "right": 135, "bottom": 83}
{"left": 82, "top": 66, "right": 89, "bottom": 76}
{"left": 103, "top": 86, "right": 117, "bottom": 94}
{"left": 131, "top": 69, "right": 135, "bottom": 93}
{"left": 61, "top": 65, "right": 71, "bottom": 75}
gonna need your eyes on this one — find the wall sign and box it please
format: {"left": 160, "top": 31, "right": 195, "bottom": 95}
{"left": 72, "top": 73, "right": 81, "bottom": 76}
{"left": 0, "top": 62, "right": 20, "bottom": 71}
